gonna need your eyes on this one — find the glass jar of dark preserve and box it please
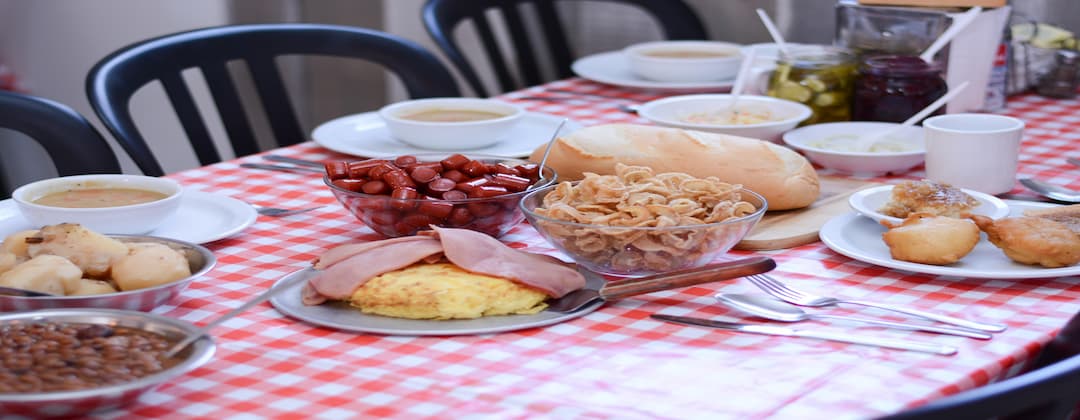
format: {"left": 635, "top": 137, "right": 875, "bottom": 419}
{"left": 853, "top": 55, "right": 947, "bottom": 123}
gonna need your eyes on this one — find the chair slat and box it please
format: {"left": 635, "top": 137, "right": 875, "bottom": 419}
{"left": 158, "top": 72, "right": 222, "bottom": 166}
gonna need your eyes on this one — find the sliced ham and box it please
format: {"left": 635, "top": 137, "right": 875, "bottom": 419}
{"left": 303, "top": 227, "right": 586, "bottom": 305}
{"left": 305, "top": 236, "right": 443, "bottom": 302}
{"left": 431, "top": 226, "right": 585, "bottom": 298}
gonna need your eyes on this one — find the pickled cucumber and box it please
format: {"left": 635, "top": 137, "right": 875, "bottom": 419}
{"left": 765, "top": 50, "right": 856, "bottom": 125}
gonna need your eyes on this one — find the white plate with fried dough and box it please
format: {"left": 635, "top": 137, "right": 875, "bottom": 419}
{"left": 849, "top": 184, "right": 1010, "bottom": 225}
{"left": 820, "top": 200, "right": 1080, "bottom": 279}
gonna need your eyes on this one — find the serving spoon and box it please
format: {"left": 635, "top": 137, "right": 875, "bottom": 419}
{"left": 0, "top": 286, "right": 54, "bottom": 297}
{"left": 851, "top": 81, "right": 969, "bottom": 153}
{"left": 716, "top": 293, "right": 991, "bottom": 339}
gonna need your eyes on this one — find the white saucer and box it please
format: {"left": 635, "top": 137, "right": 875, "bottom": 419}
{"left": 820, "top": 200, "right": 1080, "bottom": 279}
{"left": 0, "top": 189, "right": 256, "bottom": 244}
{"left": 571, "top": 51, "right": 736, "bottom": 92}
{"left": 848, "top": 185, "right": 1010, "bottom": 225}
{"left": 312, "top": 111, "right": 582, "bottom": 158}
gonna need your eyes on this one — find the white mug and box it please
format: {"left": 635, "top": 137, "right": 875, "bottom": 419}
{"left": 923, "top": 113, "right": 1024, "bottom": 195}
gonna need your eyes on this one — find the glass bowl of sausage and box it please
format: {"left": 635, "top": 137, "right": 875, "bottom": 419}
{"left": 323, "top": 153, "right": 556, "bottom": 238}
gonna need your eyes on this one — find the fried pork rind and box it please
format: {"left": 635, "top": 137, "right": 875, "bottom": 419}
{"left": 971, "top": 215, "right": 1080, "bottom": 268}
{"left": 533, "top": 164, "right": 758, "bottom": 273}
{"left": 881, "top": 213, "right": 980, "bottom": 265}
{"left": 879, "top": 180, "right": 979, "bottom": 219}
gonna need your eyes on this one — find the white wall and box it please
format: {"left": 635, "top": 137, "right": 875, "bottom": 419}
{"left": 0, "top": 0, "right": 230, "bottom": 182}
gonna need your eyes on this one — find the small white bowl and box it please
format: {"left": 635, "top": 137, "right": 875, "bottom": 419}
{"left": 12, "top": 174, "right": 183, "bottom": 235}
{"left": 624, "top": 41, "right": 743, "bottom": 83}
{"left": 378, "top": 98, "right": 525, "bottom": 150}
{"left": 637, "top": 94, "right": 812, "bottom": 142}
{"left": 782, "top": 122, "right": 926, "bottom": 175}
{"left": 848, "top": 184, "right": 1010, "bottom": 225}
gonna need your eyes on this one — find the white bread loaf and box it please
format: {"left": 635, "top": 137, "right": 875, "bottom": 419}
{"left": 529, "top": 124, "right": 819, "bottom": 210}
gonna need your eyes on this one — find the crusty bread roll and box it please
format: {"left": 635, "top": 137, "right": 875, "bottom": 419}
{"left": 529, "top": 124, "right": 820, "bottom": 210}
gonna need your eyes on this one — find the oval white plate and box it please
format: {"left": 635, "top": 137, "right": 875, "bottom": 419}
{"left": 0, "top": 189, "right": 256, "bottom": 244}
{"left": 571, "top": 51, "right": 735, "bottom": 92}
{"left": 821, "top": 200, "right": 1080, "bottom": 279}
{"left": 312, "top": 111, "right": 582, "bottom": 158}
{"left": 849, "top": 185, "right": 1010, "bottom": 225}
{"left": 270, "top": 267, "right": 603, "bottom": 336}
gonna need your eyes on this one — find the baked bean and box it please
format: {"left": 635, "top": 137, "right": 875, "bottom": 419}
{"left": 0, "top": 322, "right": 177, "bottom": 393}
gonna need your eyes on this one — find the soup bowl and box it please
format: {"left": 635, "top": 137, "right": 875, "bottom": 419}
{"left": 12, "top": 174, "right": 183, "bottom": 235}
{"left": 624, "top": 40, "right": 744, "bottom": 83}
{"left": 378, "top": 98, "right": 526, "bottom": 150}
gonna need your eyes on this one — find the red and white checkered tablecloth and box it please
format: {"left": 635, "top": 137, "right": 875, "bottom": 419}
{"left": 79, "top": 79, "right": 1080, "bottom": 419}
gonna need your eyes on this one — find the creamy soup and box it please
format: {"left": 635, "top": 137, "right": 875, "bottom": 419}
{"left": 644, "top": 49, "right": 732, "bottom": 59}
{"left": 402, "top": 109, "right": 508, "bottom": 122}
{"left": 33, "top": 188, "right": 169, "bottom": 208}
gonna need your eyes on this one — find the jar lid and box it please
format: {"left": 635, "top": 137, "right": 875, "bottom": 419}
{"left": 860, "top": 55, "right": 942, "bottom": 77}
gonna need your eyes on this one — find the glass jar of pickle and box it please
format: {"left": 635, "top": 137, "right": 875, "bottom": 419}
{"left": 852, "top": 55, "right": 947, "bottom": 123}
{"left": 766, "top": 46, "right": 857, "bottom": 125}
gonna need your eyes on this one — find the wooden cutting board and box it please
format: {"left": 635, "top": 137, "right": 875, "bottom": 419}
{"left": 735, "top": 176, "right": 882, "bottom": 251}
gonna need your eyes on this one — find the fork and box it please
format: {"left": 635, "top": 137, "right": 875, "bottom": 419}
{"left": 254, "top": 205, "right": 323, "bottom": 217}
{"left": 746, "top": 274, "right": 1007, "bottom": 333}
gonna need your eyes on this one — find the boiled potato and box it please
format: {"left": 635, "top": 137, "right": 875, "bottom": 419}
{"left": 111, "top": 242, "right": 191, "bottom": 291}
{"left": 27, "top": 223, "right": 128, "bottom": 278}
{"left": 66, "top": 279, "right": 120, "bottom": 296}
{"left": 0, "top": 255, "right": 82, "bottom": 295}
{"left": 0, "top": 252, "right": 16, "bottom": 275}
{"left": 1, "top": 229, "right": 38, "bottom": 260}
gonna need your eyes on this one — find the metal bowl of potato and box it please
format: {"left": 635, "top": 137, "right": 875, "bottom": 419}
{"left": 0, "top": 224, "right": 215, "bottom": 311}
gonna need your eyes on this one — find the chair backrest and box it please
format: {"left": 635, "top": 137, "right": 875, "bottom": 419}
{"left": 422, "top": 0, "right": 707, "bottom": 97}
{"left": 0, "top": 91, "right": 121, "bottom": 198}
{"left": 878, "top": 345, "right": 1080, "bottom": 419}
{"left": 87, "top": 23, "right": 461, "bottom": 176}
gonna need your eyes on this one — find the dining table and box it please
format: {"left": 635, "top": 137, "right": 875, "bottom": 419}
{"left": 62, "top": 78, "right": 1080, "bottom": 419}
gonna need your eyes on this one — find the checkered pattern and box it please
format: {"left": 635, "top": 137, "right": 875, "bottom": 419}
{"left": 68, "top": 80, "right": 1080, "bottom": 420}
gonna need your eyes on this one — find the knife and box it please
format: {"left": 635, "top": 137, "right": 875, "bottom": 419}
{"left": 546, "top": 256, "right": 777, "bottom": 313}
{"left": 263, "top": 155, "right": 327, "bottom": 168}
{"left": 650, "top": 314, "right": 958, "bottom": 355}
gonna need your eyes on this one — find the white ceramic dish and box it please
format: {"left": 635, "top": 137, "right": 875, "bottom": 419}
{"left": 377, "top": 98, "right": 525, "bottom": 150}
{"left": 0, "top": 190, "right": 256, "bottom": 244}
{"left": 269, "top": 267, "right": 603, "bottom": 336}
{"left": 313, "top": 111, "right": 582, "bottom": 158}
{"left": 571, "top": 51, "right": 735, "bottom": 92}
{"left": 12, "top": 174, "right": 182, "bottom": 235}
{"left": 623, "top": 41, "right": 743, "bottom": 83}
{"left": 820, "top": 201, "right": 1080, "bottom": 279}
{"left": 782, "top": 122, "right": 926, "bottom": 175}
{"left": 637, "top": 94, "right": 812, "bottom": 143}
{"left": 848, "top": 184, "right": 1010, "bottom": 225}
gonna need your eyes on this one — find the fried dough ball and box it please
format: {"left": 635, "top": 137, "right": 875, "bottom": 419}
{"left": 111, "top": 242, "right": 191, "bottom": 291}
{"left": 881, "top": 213, "right": 980, "bottom": 265}
{"left": 971, "top": 215, "right": 1080, "bottom": 268}
{"left": 879, "top": 180, "right": 979, "bottom": 219}
{"left": 26, "top": 223, "right": 128, "bottom": 278}
{"left": 0, "top": 255, "right": 83, "bottom": 295}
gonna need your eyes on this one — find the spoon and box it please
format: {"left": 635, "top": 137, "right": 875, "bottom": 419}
{"left": 851, "top": 80, "right": 970, "bottom": 153}
{"left": 919, "top": 6, "right": 984, "bottom": 63}
{"left": 716, "top": 293, "right": 992, "bottom": 339}
{"left": 530, "top": 118, "right": 567, "bottom": 189}
{"left": 755, "top": 8, "right": 790, "bottom": 57}
{"left": 727, "top": 46, "right": 759, "bottom": 113}
{"left": 163, "top": 270, "right": 310, "bottom": 358}
{"left": 1020, "top": 178, "right": 1080, "bottom": 203}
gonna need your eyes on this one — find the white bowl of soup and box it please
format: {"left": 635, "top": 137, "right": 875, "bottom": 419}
{"left": 637, "top": 94, "right": 812, "bottom": 142}
{"left": 378, "top": 98, "right": 525, "bottom": 150}
{"left": 12, "top": 174, "right": 183, "bottom": 234}
{"left": 624, "top": 41, "right": 743, "bottom": 83}
{"left": 782, "top": 122, "right": 926, "bottom": 175}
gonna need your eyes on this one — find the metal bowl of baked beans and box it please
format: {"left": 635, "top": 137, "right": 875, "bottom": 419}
{"left": 0, "top": 308, "right": 216, "bottom": 417}
{"left": 0, "top": 234, "right": 216, "bottom": 312}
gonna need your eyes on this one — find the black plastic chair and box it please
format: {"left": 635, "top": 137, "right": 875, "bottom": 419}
{"left": 87, "top": 23, "right": 461, "bottom": 176}
{"left": 0, "top": 90, "right": 121, "bottom": 198}
{"left": 878, "top": 313, "right": 1080, "bottom": 420}
{"left": 422, "top": 0, "right": 708, "bottom": 97}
